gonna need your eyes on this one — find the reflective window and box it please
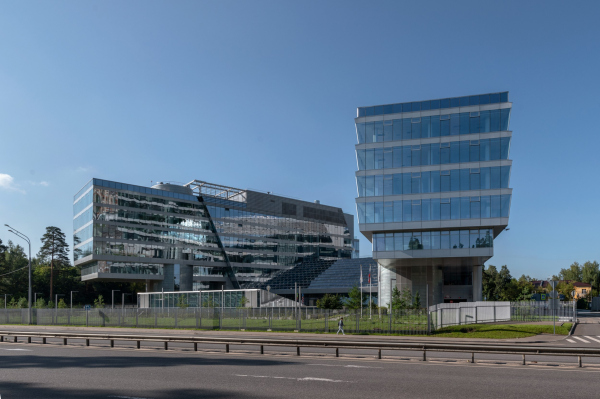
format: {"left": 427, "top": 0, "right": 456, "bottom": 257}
{"left": 355, "top": 107, "right": 511, "bottom": 144}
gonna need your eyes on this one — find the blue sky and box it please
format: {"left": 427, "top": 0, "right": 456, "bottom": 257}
{"left": 0, "top": 1, "right": 598, "bottom": 279}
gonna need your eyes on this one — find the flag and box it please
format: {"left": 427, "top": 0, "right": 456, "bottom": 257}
{"left": 360, "top": 264, "right": 363, "bottom": 284}
{"left": 368, "top": 265, "right": 371, "bottom": 284}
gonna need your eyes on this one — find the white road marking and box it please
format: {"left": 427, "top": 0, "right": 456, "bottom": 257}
{"left": 0, "top": 348, "right": 31, "bottom": 351}
{"left": 308, "top": 363, "right": 382, "bottom": 369}
{"left": 566, "top": 339, "right": 576, "bottom": 343}
{"left": 234, "top": 374, "right": 349, "bottom": 383}
{"left": 585, "top": 336, "right": 600, "bottom": 343}
{"left": 573, "top": 336, "right": 590, "bottom": 343}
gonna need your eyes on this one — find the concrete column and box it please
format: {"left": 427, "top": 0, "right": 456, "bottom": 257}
{"left": 472, "top": 265, "right": 483, "bottom": 301}
{"left": 180, "top": 265, "right": 193, "bottom": 291}
{"left": 379, "top": 265, "right": 394, "bottom": 308}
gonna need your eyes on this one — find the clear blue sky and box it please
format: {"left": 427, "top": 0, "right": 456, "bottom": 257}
{"left": 1, "top": 1, "right": 598, "bottom": 279}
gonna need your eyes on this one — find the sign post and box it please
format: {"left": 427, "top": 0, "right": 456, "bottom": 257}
{"left": 548, "top": 280, "right": 558, "bottom": 334}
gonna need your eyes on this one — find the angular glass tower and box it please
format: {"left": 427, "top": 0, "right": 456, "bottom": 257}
{"left": 73, "top": 179, "right": 354, "bottom": 292}
{"left": 354, "top": 92, "right": 512, "bottom": 305}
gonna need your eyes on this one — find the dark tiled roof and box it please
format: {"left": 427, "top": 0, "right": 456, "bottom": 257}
{"left": 308, "top": 258, "right": 378, "bottom": 290}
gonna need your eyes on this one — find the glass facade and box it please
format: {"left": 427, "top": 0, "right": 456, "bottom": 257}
{"left": 74, "top": 178, "right": 354, "bottom": 290}
{"left": 356, "top": 109, "right": 511, "bottom": 143}
{"left": 357, "top": 166, "right": 511, "bottom": 197}
{"left": 357, "top": 195, "right": 511, "bottom": 223}
{"left": 357, "top": 92, "right": 509, "bottom": 117}
{"left": 356, "top": 138, "right": 511, "bottom": 169}
{"left": 372, "top": 229, "right": 493, "bottom": 251}
{"left": 356, "top": 93, "right": 513, "bottom": 304}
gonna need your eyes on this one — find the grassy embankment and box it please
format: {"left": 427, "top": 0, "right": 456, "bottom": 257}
{"left": 431, "top": 323, "right": 573, "bottom": 339}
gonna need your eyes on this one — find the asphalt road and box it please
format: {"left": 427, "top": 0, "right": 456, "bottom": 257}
{"left": 1, "top": 340, "right": 600, "bottom": 399}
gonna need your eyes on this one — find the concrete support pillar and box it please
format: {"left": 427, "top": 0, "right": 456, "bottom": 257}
{"left": 472, "top": 265, "right": 483, "bottom": 302}
{"left": 180, "top": 265, "right": 193, "bottom": 292}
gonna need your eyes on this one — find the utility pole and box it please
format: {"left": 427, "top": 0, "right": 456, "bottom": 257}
{"left": 112, "top": 290, "right": 120, "bottom": 309}
{"left": 70, "top": 291, "right": 78, "bottom": 309}
{"left": 5, "top": 225, "right": 32, "bottom": 324}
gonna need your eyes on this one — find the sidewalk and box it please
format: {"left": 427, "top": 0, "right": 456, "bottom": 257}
{"left": 0, "top": 324, "right": 568, "bottom": 346}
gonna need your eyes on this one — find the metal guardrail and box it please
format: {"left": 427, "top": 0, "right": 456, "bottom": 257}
{"left": 0, "top": 330, "right": 596, "bottom": 367}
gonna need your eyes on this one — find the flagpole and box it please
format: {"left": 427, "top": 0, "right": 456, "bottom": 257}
{"left": 369, "top": 264, "right": 372, "bottom": 319}
{"left": 360, "top": 264, "right": 363, "bottom": 319}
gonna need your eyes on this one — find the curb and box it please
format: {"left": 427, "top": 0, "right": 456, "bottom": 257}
{"left": 569, "top": 321, "right": 578, "bottom": 336}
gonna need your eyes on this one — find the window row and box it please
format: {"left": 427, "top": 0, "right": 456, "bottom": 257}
{"left": 90, "top": 178, "right": 198, "bottom": 202}
{"left": 356, "top": 195, "right": 511, "bottom": 224}
{"left": 357, "top": 138, "right": 510, "bottom": 170}
{"left": 358, "top": 92, "right": 509, "bottom": 117}
{"left": 356, "top": 166, "right": 511, "bottom": 197}
{"left": 74, "top": 189, "right": 93, "bottom": 216}
{"left": 94, "top": 189, "right": 206, "bottom": 217}
{"left": 73, "top": 207, "right": 93, "bottom": 231}
{"left": 207, "top": 205, "right": 350, "bottom": 236}
{"left": 80, "top": 261, "right": 164, "bottom": 276}
{"left": 356, "top": 109, "right": 511, "bottom": 143}
{"left": 90, "top": 241, "right": 228, "bottom": 262}
{"left": 372, "top": 229, "right": 494, "bottom": 252}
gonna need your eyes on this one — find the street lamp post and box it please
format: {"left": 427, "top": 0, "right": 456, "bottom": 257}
{"left": 70, "top": 291, "right": 79, "bottom": 309}
{"left": 55, "top": 294, "right": 65, "bottom": 310}
{"left": 112, "top": 290, "right": 120, "bottom": 309}
{"left": 4, "top": 294, "right": 11, "bottom": 309}
{"left": 5, "top": 224, "right": 32, "bottom": 324}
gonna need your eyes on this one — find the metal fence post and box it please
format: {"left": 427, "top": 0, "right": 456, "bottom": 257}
{"left": 135, "top": 310, "right": 138, "bottom": 328}
{"left": 86, "top": 309, "right": 89, "bottom": 327}
{"left": 493, "top": 305, "right": 496, "bottom": 323}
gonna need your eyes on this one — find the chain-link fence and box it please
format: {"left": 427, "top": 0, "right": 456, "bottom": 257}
{"left": 0, "top": 301, "right": 576, "bottom": 334}
{"left": 0, "top": 308, "right": 429, "bottom": 335}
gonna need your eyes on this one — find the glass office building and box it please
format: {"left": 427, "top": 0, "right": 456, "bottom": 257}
{"left": 355, "top": 92, "right": 513, "bottom": 305}
{"left": 74, "top": 179, "right": 355, "bottom": 292}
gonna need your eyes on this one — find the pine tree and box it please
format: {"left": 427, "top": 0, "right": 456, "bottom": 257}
{"left": 37, "top": 227, "right": 70, "bottom": 301}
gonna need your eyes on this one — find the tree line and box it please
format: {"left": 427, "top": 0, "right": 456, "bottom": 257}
{"left": 483, "top": 261, "right": 600, "bottom": 302}
{"left": 0, "top": 226, "right": 143, "bottom": 308}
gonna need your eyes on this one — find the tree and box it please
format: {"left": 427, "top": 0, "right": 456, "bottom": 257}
{"left": 34, "top": 298, "right": 46, "bottom": 309}
{"left": 316, "top": 294, "right": 343, "bottom": 309}
{"left": 177, "top": 295, "right": 189, "bottom": 309}
{"left": 57, "top": 298, "right": 67, "bottom": 309}
{"left": 557, "top": 281, "right": 575, "bottom": 300}
{"left": 390, "top": 287, "right": 412, "bottom": 310}
{"left": 412, "top": 291, "right": 421, "bottom": 309}
{"left": 346, "top": 285, "right": 362, "bottom": 309}
{"left": 37, "top": 227, "right": 70, "bottom": 300}
{"left": 558, "top": 262, "right": 583, "bottom": 282}
{"left": 93, "top": 295, "right": 105, "bottom": 308}
{"left": 581, "top": 261, "right": 600, "bottom": 295}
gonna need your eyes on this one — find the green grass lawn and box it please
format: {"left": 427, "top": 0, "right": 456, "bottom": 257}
{"left": 432, "top": 323, "right": 573, "bottom": 339}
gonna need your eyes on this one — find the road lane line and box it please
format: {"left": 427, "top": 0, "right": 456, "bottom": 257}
{"left": 573, "top": 336, "right": 590, "bottom": 343}
{"left": 585, "top": 336, "right": 600, "bottom": 343}
{"left": 234, "top": 374, "right": 349, "bottom": 383}
{"left": 566, "top": 339, "right": 576, "bottom": 343}
{"left": 308, "top": 363, "right": 383, "bottom": 369}
{"left": 0, "top": 348, "right": 32, "bottom": 351}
